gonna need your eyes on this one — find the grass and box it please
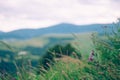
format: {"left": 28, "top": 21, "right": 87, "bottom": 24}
{"left": 0, "top": 31, "right": 119, "bottom": 80}
{"left": 1, "top": 19, "right": 120, "bottom": 80}
{"left": 36, "top": 55, "right": 89, "bottom": 80}
{"left": 0, "top": 55, "right": 90, "bottom": 80}
{"left": 0, "top": 33, "right": 94, "bottom": 80}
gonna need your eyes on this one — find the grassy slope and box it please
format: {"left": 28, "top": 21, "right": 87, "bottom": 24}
{"left": 0, "top": 33, "right": 94, "bottom": 80}
{"left": 0, "top": 33, "right": 93, "bottom": 61}
{"left": 37, "top": 33, "right": 94, "bottom": 80}
{"left": 38, "top": 55, "right": 89, "bottom": 80}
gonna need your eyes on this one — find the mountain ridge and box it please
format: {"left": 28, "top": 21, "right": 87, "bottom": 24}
{"left": 0, "top": 23, "right": 112, "bottom": 40}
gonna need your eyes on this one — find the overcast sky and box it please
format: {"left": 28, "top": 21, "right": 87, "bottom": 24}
{"left": 0, "top": 0, "right": 120, "bottom": 32}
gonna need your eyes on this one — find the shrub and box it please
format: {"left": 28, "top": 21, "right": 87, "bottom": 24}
{"left": 38, "top": 43, "right": 81, "bottom": 73}
{"left": 88, "top": 19, "right": 120, "bottom": 80}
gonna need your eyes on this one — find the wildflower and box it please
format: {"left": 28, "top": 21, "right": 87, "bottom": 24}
{"left": 88, "top": 50, "right": 94, "bottom": 62}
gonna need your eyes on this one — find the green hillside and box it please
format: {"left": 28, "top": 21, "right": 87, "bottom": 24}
{"left": 3, "top": 33, "right": 93, "bottom": 58}
{"left": 0, "top": 33, "right": 93, "bottom": 73}
{"left": 1, "top": 22, "right": 119, "bottom": 80}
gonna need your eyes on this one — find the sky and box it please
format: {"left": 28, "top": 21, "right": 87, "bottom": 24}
{"left": 0, "top": 0, "right": 120, "bottom": 32}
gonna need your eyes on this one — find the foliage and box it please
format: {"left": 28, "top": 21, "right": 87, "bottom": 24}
{"left": 1, "top": 19, "right": 120, "bottom": 80}
{"left": 87, "top": 19, "right": 120, "bottom": 80}
{"left": 37, "top": 43, "right": 81, "bottom": 73}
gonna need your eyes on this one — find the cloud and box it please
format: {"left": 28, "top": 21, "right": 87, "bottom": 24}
{"left": 0, "top": 0, "right": 120, "bottom": 32}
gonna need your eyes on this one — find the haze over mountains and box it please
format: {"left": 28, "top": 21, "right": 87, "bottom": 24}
{"left": 0, "top": 23, "right": 112, "bottom": 40}
{"left": 0, "top": 31, "right": 4, "bottom": 34}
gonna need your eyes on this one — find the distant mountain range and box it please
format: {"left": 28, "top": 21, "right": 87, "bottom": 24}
{"left": 0, "top": 31, "right": 4, "bottom": 34}
{"left": 0, "top": 23, "right": 112, "bottom": 40}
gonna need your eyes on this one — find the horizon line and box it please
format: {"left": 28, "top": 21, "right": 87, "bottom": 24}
{"left": 0, "top": 22, "right": 112, "bottom": 32}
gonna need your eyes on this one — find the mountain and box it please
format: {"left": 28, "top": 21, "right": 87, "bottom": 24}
{"left": 0, "top": 31, "right": 4, "bottom": 34}
{"left": 0, "top": 23, "right": 112, "bottom": 40}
